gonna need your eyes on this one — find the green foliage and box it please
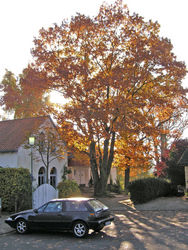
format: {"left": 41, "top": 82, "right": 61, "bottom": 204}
{"left": 57, "top": 179, "right": 81, "bottom": 198}
{"left": 62, "top": 165, "right": 72, "bottom": 181}
{"left": 0, "top": 168, "right": 32, "bottom": 212}
{"left": 128, "top": 177, "right": 177, "bottom": 204}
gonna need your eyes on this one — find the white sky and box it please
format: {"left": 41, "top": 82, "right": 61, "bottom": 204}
{"left": 0, "top": 0, "right": 188, "bottom": 134}
{"left": 0, "top": 0, "right": 188, "bottom": 82}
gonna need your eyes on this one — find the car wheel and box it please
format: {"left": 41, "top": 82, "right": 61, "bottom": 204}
{"left": 72, "top": 221, "right": 88, "bottom": 238}
{"left": 16, "top": 219, "right": 28, "bottom": 234}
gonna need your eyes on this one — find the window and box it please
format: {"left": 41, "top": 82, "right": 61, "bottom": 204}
{"left": 38, "top": 167, "right": 46, "bottom": 186}
{"left": 44, "top": 202, "right": 62, "bottom": 213}
{"left": 37, "top": 203, "right": 47, "bottom": 213}
{"left": 65, "top": 201, "right": 88, "bottom": 212}
{"left": 49, "top": 132, "right": 56, "bottom": 152}
{"left": 88, "top": 199, "right": 108, "bottom": 212}
{"left": 50, "top": 167, "right": 57, "bottom": 187}
{"left": 74, "top": 170, "right": 77, "bottom": 176}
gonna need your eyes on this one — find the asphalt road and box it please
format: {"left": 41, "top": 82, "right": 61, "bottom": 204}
{"left": 0, "top": 210, "right": 188, "bottom": 250}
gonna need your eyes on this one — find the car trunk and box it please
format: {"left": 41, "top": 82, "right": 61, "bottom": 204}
{"left": 95, "top": 208, "right": 111, "bottom": 219}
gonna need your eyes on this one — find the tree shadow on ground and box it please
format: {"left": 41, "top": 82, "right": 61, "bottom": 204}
{"left": 107, "top": 210, "right": 188, "bottom": 249}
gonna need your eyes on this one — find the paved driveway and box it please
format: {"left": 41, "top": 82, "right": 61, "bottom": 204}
{"left": 0, "top": 210, "right": 188, "bottom": 250}
{"left": 98, "top": 195, "right": 188, "bottom": 211}
{"left": 1, "top": 195, "right": 188, "bottom": 249}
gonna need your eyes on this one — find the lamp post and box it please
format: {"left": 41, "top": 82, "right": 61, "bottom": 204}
{"left": 29, "top": 136, "right": 35, "bottom": 208}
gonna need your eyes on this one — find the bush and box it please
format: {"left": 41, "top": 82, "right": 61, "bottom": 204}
{"left": 107, "top": 178, "right": 122, "bottom": 194}
{"left": 0, "top": 168, "right": 32, "bottom": 212}
{"left": 128, "top": 177, "right": 177, "bottom": 204}
{"left": 57, "top": 179, "right": 81, "bottom": 198}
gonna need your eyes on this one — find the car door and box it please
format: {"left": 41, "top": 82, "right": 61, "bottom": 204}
{"left": 29, "top": 201, "right": 67, "bottom": 230}
{"left": 63, "top": 201, "right": 89, "bottom": 228}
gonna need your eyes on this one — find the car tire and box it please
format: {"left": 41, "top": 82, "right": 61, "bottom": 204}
{"left": 16, "top": 219, "right": 28, "bottom": 234}
{"left": 72, "top": 221, "right": 88, "bottom": 238}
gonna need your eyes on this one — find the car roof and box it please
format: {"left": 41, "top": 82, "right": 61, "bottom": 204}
{"left": 51, "top": 197, "right": 94, "bottom": 202}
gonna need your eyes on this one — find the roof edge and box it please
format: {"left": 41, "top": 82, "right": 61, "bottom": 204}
{"left": 0, "top": 150, "right": 18, "bottom": 153}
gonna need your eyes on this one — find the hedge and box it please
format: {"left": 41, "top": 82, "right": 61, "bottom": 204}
{"left": 0, "top": 168, "right": 32, "bottom": 212}
{"left": 57, "top": 179, "right": 81, "bottom": 198}
{"left": 128, "top": 177, "right": 177, "bottom": 204}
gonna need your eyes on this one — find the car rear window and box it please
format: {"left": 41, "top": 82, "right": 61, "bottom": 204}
{"left": 65, "top": 201, "right": 88, "bottom": 212}
{"left": 87, "top": 199, "right": 108, "bottom": 212}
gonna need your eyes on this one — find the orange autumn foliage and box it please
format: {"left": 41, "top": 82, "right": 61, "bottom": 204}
{"left": 23, "top": 0, "right": 187, "bottom": 194}
{"left": 0, "top": 68, "right": 54, "bottom": 118}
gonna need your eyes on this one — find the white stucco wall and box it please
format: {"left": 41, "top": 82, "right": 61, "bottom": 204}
{"left": 17, "top": 143, "right": 67, "bottom": 189}
{"left": 17, "top": 146, "right": 31, "bottom": 171}
{"left": 69, "top": 166, "right": 91, "bottom": 187}
{"left": 0, "top": 152, "right": 18, "bottom": 168}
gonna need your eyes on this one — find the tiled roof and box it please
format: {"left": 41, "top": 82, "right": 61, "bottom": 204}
{"left": 0, "top": 116, "right": 51, "bottom": 152}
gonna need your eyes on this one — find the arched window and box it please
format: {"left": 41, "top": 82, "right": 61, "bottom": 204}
{"left": 50, "top": 167, "right": 57, "bottom": 187}
{"left": 38, "top": 167, "right": 46, "bottom": 186}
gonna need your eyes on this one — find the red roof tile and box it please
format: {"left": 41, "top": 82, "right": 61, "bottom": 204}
{"left": 0, "top": 116, "right": 51, "bottom": 152}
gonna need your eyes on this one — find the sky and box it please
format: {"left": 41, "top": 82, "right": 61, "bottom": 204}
{"left": 0, "top": 0, "right": 188, "bottom": 134}
{"left": 0, "top": 0, "right": 188, "bottom": 81}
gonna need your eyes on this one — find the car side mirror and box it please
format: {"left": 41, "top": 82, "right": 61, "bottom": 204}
{"left": 34, "top": 209, "right": 38, "bottom": 213}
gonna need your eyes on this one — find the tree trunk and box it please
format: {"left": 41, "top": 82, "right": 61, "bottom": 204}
{"left": 124, "top": 166, "right": 130, "bottom": 190}
{"left": 89, "top": 141, "right": 100, "bottom": 195}
{"left": 89, "top": 132, "right": 116, "bottom": 196}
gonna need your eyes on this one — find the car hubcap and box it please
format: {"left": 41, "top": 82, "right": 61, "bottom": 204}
{"left": 74, "top": 223, "right": 86, "bottom": 237}
{"left": 17, "top": 221, "right": 27, "bottom": 233}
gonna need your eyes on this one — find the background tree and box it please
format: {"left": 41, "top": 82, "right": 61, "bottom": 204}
{"left": 28, "top": 0, "right": 187, "bottom": 196}
{"left": 114, "top": 132, "right": 153, "bottom": 189}
{"left": 154, "top": 139, "right": 187, "bottom": 186}
{"left": 0, "top": 68, "right": 54, "bottom": 119}
{"left": 167, "top": 139, "right": 187, "bottom": 186}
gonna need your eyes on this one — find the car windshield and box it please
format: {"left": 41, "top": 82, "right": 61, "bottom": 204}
{"left": 88, "top": 199, "right": 108, "bottom": 212}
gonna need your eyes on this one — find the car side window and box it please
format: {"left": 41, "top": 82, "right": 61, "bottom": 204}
{"left": 37, "top": 203, "right": 47, "bottom": 213}
{"left": 66, "top": 201, "right": 88, "bottom": 212}
{"left": 43, "top": 202, "right": 63, "bottom": 213}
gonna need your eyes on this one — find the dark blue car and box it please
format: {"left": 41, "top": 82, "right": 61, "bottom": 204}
{"left": 5, "top": 197, "right": 114, "bottom": 238}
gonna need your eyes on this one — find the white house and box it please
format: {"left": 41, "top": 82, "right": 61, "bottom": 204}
{"left": 0, "top": 116, "right": 67, "bottom": 190}
{"left": 0, "top": 115, "right": 117, "bottom": 192}
{"left": 68, "top": 152, "right": 91, "bottom": 187}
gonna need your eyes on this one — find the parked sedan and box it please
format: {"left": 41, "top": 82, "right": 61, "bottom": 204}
{"left": 5, "top": 197, "right": 114, "bottom": 238}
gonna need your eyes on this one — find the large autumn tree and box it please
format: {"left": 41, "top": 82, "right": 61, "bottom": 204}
{"left": 29, "top": 0, "right": 187, "bottom": 195}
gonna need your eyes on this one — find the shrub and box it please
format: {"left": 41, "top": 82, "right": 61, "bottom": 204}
{"left": 57, "top": 179, "right": 81, "bottom": 198}
{"left": 107, "top": 178, "right": 122, "bottom": 194}
{"left": 128, "top": 177, "right": 176, "bottom": 204}
{"left": 0, "top": 168, "right": 32, "bottom": 212}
